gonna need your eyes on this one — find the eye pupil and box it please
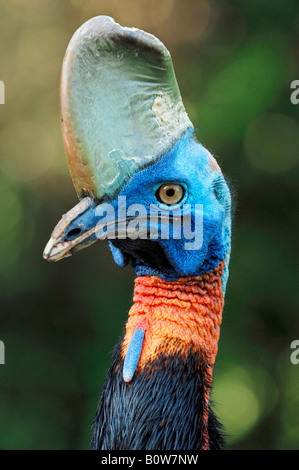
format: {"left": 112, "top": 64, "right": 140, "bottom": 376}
{"left": 156, "top": 184, "right": 185, "bottom": 206}
{"left": 166, "top": 189, "right": 175, "bottom": 197}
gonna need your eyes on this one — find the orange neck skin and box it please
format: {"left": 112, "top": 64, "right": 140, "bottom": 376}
{"left": 122, "top": 260, "right": 225, "bottom": 370}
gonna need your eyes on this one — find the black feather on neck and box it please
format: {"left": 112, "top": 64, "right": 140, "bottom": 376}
{"left": 90, "top": 338, "right": 224, "bottom": 450}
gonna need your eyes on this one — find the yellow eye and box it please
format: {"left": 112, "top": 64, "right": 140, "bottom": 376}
{"left": 156, "top": 184, "right": 185, "bottom": 206}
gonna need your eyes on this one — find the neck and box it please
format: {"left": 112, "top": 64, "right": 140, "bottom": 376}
{"left": 122, "top": 260, "right": 225, "bottom": 369}
{"left": 91, "top": 261, "right": 225, "bottom": 450}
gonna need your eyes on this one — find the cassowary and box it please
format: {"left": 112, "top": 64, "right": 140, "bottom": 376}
{"left": 43, "top": 16, "right": 231, "bottom": 450}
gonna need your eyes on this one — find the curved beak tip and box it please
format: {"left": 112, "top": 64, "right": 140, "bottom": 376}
{"left": 43, "top": 238, "right": 71, "bottom": 262}
{"left": 43, "top": 238, "right": 54, "bottom": 261}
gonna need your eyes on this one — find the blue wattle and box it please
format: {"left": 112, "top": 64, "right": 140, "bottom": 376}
{"left": 122, "top": 326, "right": 145, "bottom": 382}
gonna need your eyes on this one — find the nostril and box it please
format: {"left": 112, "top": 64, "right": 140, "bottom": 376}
{"left": 66, "top": 228, "right": 82, "bottom": 240}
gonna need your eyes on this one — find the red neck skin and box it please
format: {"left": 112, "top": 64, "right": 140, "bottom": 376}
{"left": 121, "top": 260, "right": 225, "bottom": 449}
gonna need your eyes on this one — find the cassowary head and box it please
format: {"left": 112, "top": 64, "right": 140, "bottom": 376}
{"left": 43, "top": 16, "right": 231, "bottom": 291}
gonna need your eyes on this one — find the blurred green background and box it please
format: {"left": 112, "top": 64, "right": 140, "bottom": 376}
{"left": 0, "top": 0, "right": 298, "bottom": 450}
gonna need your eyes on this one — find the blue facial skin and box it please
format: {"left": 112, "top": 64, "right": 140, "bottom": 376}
{"left": 64, "top": 207, "right": 97, "bottom": 241}
{"left": 64, "top": 131, "right": 231, "bottom": 292}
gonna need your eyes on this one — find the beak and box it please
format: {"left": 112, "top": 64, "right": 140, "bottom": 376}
{"left": 43, "top": 197, "right": 139, "bottom": 263}
{"left": 43, "top": 226, "right": 98, "bottom": 262}
{"left": 43, "top": 197, "right": 98, "bottom": 262}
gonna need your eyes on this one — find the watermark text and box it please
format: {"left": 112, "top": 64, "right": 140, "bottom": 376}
{"left": 290, "top": 340, "right": 299, "bottom": 365}
{"left": 0, "top": 80, "right": 4, "bottom": 104}
{"left": 290, "top": 80, "right": 299, "bottom": 105}
{"left": 0, "top": 341, "right": 4, "bottom": 364}
{"left": 94, "top": 197, "right": 203, "bottom": 251}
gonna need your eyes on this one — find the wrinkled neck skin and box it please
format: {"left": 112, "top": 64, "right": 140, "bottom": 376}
{"left": 123, "top": 262, "right": 225, "bottom": 376}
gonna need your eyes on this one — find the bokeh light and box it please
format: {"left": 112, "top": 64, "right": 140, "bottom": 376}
{"left": 213, "top": 369, "right": 260, "bottom": 443}
{"left": 245, "top": 113, "right": 299, "bottom": 173}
